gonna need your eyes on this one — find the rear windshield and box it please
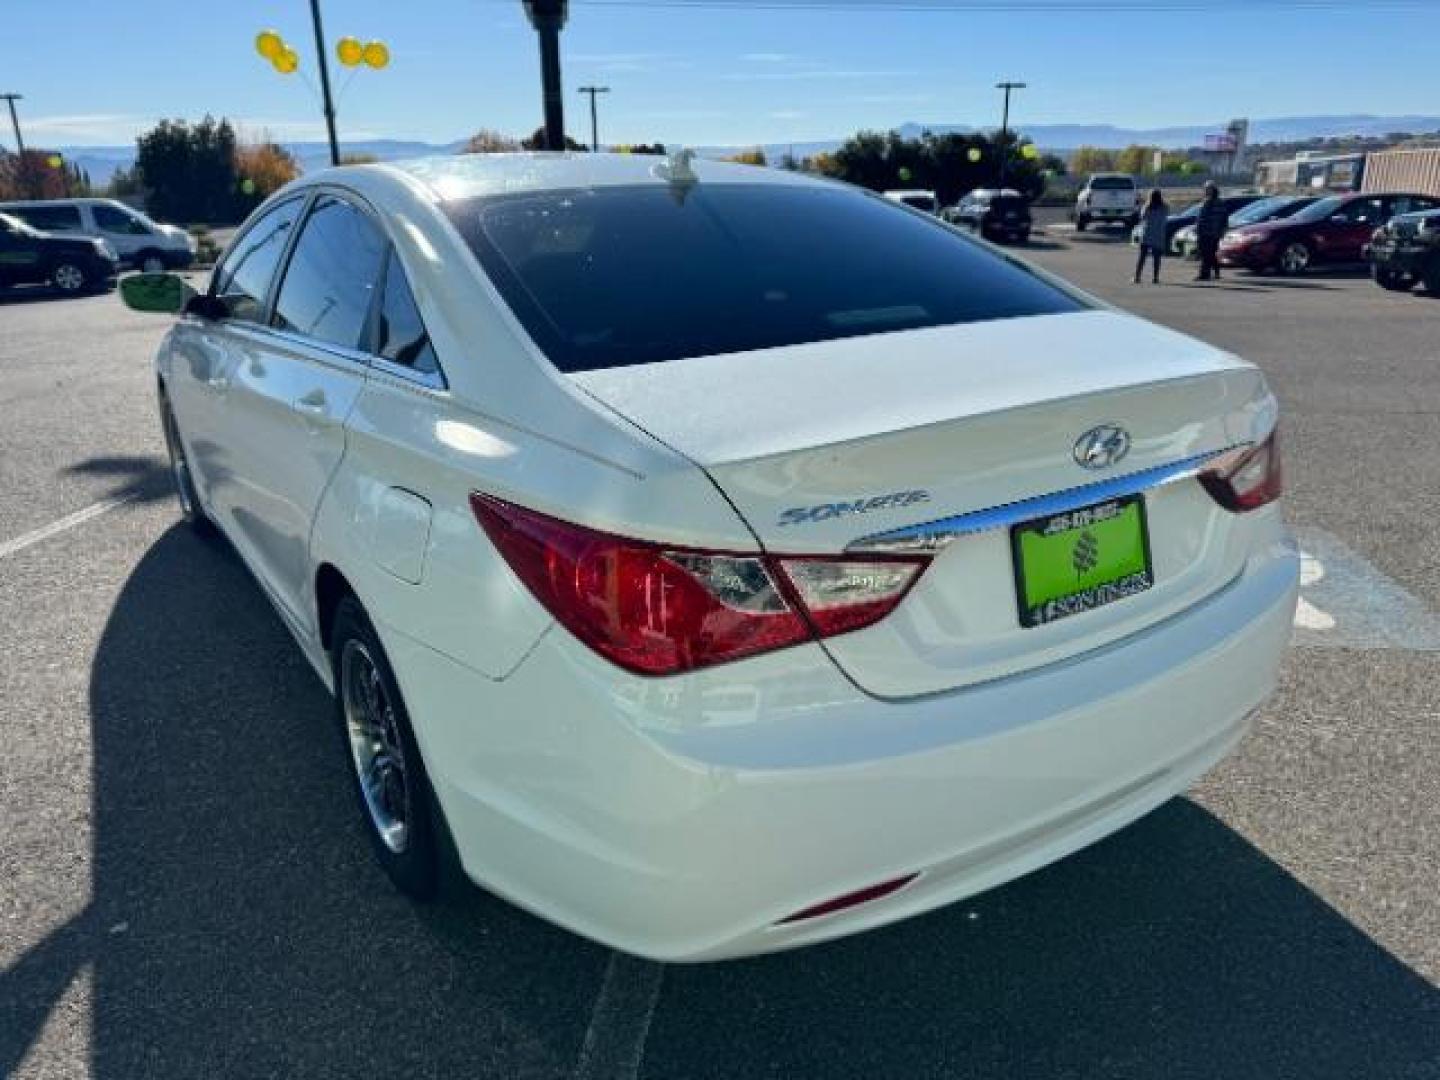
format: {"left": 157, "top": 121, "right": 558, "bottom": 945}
{"left": 1089, "top": 176, "right": 1134, "bottom": 190}
{"left": 899, "top": 194, "right": 936, "bottom": 211}
{"left": 442, "top": 183, "right": 1084, "bottom": 372}
{"left": 990, "top": 196, "right": 1029, "bottom": 212}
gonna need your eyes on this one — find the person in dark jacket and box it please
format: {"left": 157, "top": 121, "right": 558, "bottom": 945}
{"left": 1134, "top": 189, "right": 1169, "bottom": 284}
{"left": 1194, "top": 182, "right": 1228, "bottom": 281}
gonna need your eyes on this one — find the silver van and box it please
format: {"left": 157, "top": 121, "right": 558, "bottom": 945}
{"left": 0, "top": 198, "right": 194, "bottom": 271}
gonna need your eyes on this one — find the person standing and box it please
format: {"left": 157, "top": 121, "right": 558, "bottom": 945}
{"left": 1194, "top": 182, "right": 1228, "bottom": 282}
{"left": 1134, "top": 189, "right": 1169, "bottom": 284}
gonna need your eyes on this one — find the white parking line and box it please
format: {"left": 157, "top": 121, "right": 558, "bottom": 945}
{"left": 0, "top": 497, "right": 132, "bottom": 560}
{"left": 572, "top": 952, "right": 665, "bottom": 1080}
{"left": 1292, "top": 527, "right": 1440, "bottom": 650}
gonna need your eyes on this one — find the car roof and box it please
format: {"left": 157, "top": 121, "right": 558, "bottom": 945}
{"left": 375, "top": 151, "right": 823, "bottom": 202}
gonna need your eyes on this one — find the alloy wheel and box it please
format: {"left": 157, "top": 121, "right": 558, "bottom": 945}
{"left": 53, "top": 263, "right": 85, "bottom": 292}
{"left": 1280, "top": 243, "right": 1310, "bottom": 275}
{"left": 341, "top": 639, "right": 411, "bottom": 854}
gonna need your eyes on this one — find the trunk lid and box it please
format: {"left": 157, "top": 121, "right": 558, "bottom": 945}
{"left": 572, "top": 309, "right": 1276, "bottom": 698}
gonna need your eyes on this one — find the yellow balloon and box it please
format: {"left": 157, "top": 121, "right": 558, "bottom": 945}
{"left": 47, "top": 154, "right": 64, "bottom": 168}
{"left": 967, "top": 147, "right": 982, "bottom": 163}
{"left": 273, "top": 47, "right": 299, "bottom": 74}
{"left": 337, "top": 36, "right": 364, "bottom": 67}
{"left": 1022, "top": 143, "right": 1039, "bottom": 160}
{"left": 362, "top": 40, "right": 390, "bottom": 69}
{"left": 255, "top": 30, "right": 284, "bottom": 61}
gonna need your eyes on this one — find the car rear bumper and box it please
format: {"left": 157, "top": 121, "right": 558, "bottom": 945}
{"left": 385, "top": 521, "right": 1298, "bottom": 962}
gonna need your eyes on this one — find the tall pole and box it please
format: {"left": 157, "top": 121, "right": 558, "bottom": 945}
{"left": 307, "top": 0, "right": 341, "bottom": 165}
{"left": 578, "top": 85, "right": 609, "bottom": 151}
{"left": 1, "top": 93, "right": 33, "bottom": 198}
{"left": 524, "top": 1, "right": 568, "bottom": 150}
{"left": 995, "top": 80, "right": 1026, "bottom": 189}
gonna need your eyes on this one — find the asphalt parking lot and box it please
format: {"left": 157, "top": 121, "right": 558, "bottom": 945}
{"left": 3, "top": 231, "right": 1439, "bottom": 1079}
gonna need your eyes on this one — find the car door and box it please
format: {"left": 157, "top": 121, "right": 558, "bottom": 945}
{"left": 89, "top": 202, "right": 154, "bottom": 262}
{"left": 0, "top": 217, "right": 43, "bottom": 285}
{"left": 1322, "top": 196, "right": 1388, "bottom": 263}
{"left": 168, "top": 195, "right": 306, "bottom": 524}
{"left": 220, "top": 191, "right": 387, "bottom": 629}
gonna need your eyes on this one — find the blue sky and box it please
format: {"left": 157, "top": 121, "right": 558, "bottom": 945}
{"left": 6, "top": 0, "right": 1439, "bottom": 149}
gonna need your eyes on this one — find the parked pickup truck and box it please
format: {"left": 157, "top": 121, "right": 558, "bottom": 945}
{"left": 1074, "top": 173, "right": 1139, "bottom": 231}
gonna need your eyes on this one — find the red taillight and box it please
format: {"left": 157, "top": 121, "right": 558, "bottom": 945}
{"left": 470, "top": 494, "right": 929, "bottom": 676}
{"left": 777, "top": 873, "right": 920, "bottom": 925}
{"left": 1199, "top": 430, "right": 1282, "bottom": 512}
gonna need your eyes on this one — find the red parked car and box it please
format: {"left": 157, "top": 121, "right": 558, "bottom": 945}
{"left": 1219, "top": 192, "right": 1440, "bottom": 275}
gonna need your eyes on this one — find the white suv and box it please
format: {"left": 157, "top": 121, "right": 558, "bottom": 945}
{"left": 1074, "top": 173, "right": 1140, "bottom": 231}
{"left": 0, "top": 198, "right": 194, "bottom": 271}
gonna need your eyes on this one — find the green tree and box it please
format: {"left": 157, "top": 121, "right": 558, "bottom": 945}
{"left": 135, "top": 116, "right": 239, "bottom": 223}
{"left": 520, "top": 127, "right": 586, "bottom": 152}
{"left": 1115, "top": 145, "right": 1158, "bottom": 175}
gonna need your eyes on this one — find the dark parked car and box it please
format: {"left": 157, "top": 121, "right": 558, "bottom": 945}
{"left": 1369, "top": 208, "right": 1440, "bottom": 294}
{"left": 944, "top": 189, "right": 1032, "bottom": 243}
{"left": 0, "top": 211, "right": 118, "bottom": 294}
{"left": 1219, "top": 192, "right": 1440, "bottom": 275}
{"left": 1129, "top": 193, "right": 1265, "bottom": 250}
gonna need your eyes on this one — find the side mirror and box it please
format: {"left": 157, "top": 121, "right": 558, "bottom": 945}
{"left": 118, "top": 272, "right": 195, "bottom": 315}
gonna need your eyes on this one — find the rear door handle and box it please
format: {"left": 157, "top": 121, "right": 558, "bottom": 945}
{"left": 294, "top": 389, "right": 331, "bottom": 428}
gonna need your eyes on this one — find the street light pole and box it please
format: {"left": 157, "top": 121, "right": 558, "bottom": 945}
{"left": 523, "top": 1, "right": 569, "bottom": 150}
{"left": 1, "top": 93, "right": 34, "bottom": 197}
{"left": 995, "top": 80, "right": 1026, "bottom": 189}
{"left": 578, "top": 85, "right": 610, "bottom": 151}
{"left": 307, "top": 0, "right": 341, "bottom": 165}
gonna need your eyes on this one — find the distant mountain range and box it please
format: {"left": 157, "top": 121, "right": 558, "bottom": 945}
{"left": 54, "top": 115, "right": 1440, "bottom": 185}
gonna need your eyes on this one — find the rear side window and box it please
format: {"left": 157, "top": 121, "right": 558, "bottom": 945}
{"left": 443, "top": 183, "right": 1084, "bottom": 372}
{"left": 272, "top": 195, "right": 386, "bottom": 351}
{"left": 92, "top": 204, "right": 151, "bottom": 235}
{"left": 12, "top": 205, "right": 82, "bottom": 231}
{"left": 375, "top": 252, "right": 440, "bottom": 378}
{"left": 213, "top": 197, "right": 302, "bottom": 324}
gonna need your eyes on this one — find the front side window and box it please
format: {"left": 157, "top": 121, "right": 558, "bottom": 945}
{"left": 14, "top": 205, "right": 82, "bottom": 231}
{"left": 375, "top": 252, "right": 440, "bottom": 378}
{"left": 1341, "top": 198, "right": 1386, "bottom": 225}
{"left": 443, "top": 183, "right": 1084, "bottom": 373}
{"left": 213, "top": 197, "right": 302, "bottom": 324}
{"left": 92, "top": 204, "right": 151, "bottom": 235}
{"left": 272, "top": 195, "right": 386, "bottom": 351}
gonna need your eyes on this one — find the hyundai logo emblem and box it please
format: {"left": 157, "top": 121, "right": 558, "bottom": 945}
{"left": 1074, "top": 425, "right": 1132, "bottom": 471}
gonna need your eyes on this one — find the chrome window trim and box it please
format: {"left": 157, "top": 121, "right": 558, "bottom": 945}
{"left": 368, "top": 354, "right": 448, "bottom": 392}
{"left": 847, "top": 447, "right": 1241, "bottom": 554}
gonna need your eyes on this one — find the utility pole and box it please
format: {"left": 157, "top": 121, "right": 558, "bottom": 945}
{"left": 995, "top": 80, "right": 1026, "bottom": 189}
{"left": 577, "top": 85, "right": 609, "bottom": 152}
{"left": 307, "top": 0, "right": 341, "bottom": 165}
{"left": 1, "top": 93, "right": 33, "bottom": 198}
{"left": 523, "top": 1, "right": 569, "bottom": 150}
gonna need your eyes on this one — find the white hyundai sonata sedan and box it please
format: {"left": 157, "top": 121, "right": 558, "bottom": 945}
{"left": 122, "top": 152, "right": 1298, "bottom": 961}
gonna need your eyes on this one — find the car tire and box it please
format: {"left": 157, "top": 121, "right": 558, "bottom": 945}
{"left": 1421, "top": 257, "right": 1440, "bottom": 296}
{"left": 159, "top": 391, "right": 215, "bottom": 536}
{"left": 1076, "top": 215, "right": 1089, "bottom": 232}
{"left": 1372, "top": 265, "right": 1412, "bottom": 292}
{"left": 331, "top": 595, "right": 441, "bottom": 901}
{"left": 50, "top": 260, "right": 88, "bottom": 294}
{"left": 1278, "top": 241, "right": 1312, "bottom": 275}
{"left": 138, "top": 250, "right": 168, "bottom": 274}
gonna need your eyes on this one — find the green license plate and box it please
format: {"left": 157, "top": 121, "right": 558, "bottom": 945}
{"left": 1011, "top": 494, "right": 1153, "bottom": 628}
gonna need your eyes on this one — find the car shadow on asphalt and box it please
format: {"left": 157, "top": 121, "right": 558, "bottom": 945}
{"left": 62, "top": 455, "right": 173, "bottom": 504}
{"left": 3, "top": 524, "right": 1438, "bottom": 1078}
{"left": 0, "top": 285, "right": 112, "bottom": 305}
